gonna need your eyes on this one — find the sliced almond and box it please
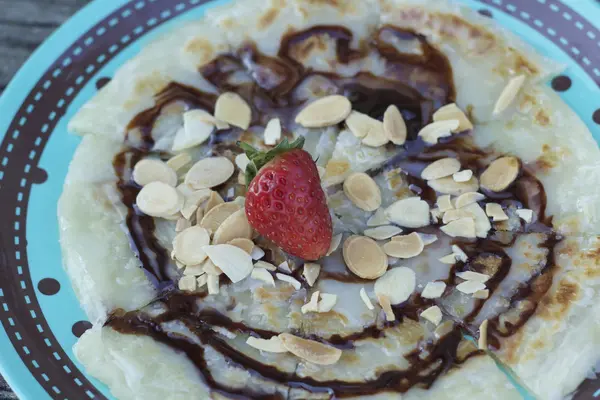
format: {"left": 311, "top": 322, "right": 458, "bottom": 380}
{"left": 303, "top": 263, "right": 321, "bottom": 287}
{"left": 478, "top": 319, "right": 489, "bottom": 350}
{"left": 383, "top": 105, "right": 407, "bottom": 145}
{"left": 442, "top": 209, "right": 473, "bottom": 224}
{"left": 235, "top": 153, "right": 250, "bottom": 172}
{"left": 456, "top": 271, "right": 490, "bottom": 283}
{"left": 207, "top": 274, "right": 220, "bottom": 295}
{"left": 185, "top": 157, "right": 235, "bottom": 189}
{"left": 254, "top": 261, "right": 277, "bottom": 271}
{"left": 385, "top": 197, "right": 430, "bottom": 228}
{"left": 434, "top": 320, "right": 455, "bottom": 339}
{"left": 213, "top": 209, "right": 253, "bottom": 244}
{"left": 367, "top": 208, "right": 389, "bottom": 227}
{"left": 364, "top": 225, "right": 403, "bottom": 240}
{"left": 342, "top": 235, "right": 388, "bottom": 279}
{"left": 183, "top": 264, "right": 205, "bottom": 277}
{"left": 455, "top": 192, "right": 485, "bottom": 209}
{"left": 493, "top": 75, "right": 526, "bottom": 115}
{"left": 428, "top": 176, "right": 480, "bottom": 196}
{"left": 205, "top": 191, "right": 225, "bottom": 213}
{"left": 359, "top": 288, "right": 374, "bottom": 310}
{"left": 361, "top": 121, "right": 388, "bottom": 147}
{"left": 166, "top": 153, "right": 192, "bottom": 173}
{"left": 251, "top": 246, "right": 266, "bottom": 261}
{"left": 421, "top": 158, "right": 461, "bottom": 181}
{"left": 228, "top": 238, "right": 254, "bottom": 254}
{"left": 461, "top": 203, "right": 491, "bottom": 238}
{"left": 377, "top": 294, "right": 396, "bottom": 321}
{"left": 295, "top": 95, "right": 352, "bottom": 128}
{"left": 473, "top": 289, "right": 490, "bottom": 299}
{"left": 276, "top": 273, "right": 301, "bottom": 290}
{"left": 317, "top": 293, "right": 337, "bottom": 312}
{"left": 485, "top": 203, "right": 509, "bottom": 222}
{"left": 176, "top": 217, "right": 192, "bottom": 232}
{"left": 326, "top": 233, "right": 343, "bottom": 256}
{"left": 418, "top": 120, "right": 459, "bottom": 144}
{"left": 133, "top": 159, "right": 178, "bottom": 187}
{"left": 437, "top": 195, "right": 454, "bottom": 213}
{"left": 421, "top": 281, "right": 446, "bottom": 299}
{"left": 384, "top": 232, "right": 424, "bottom": 259}
{"left": 202, "top": 258, "right": 223, "bottom": 276}
{"left": 181, "top": 189, "right": 212, "bottom": 220}
{"left": 262, "top": 118, "right": 282, "bottom": 145}
{"left": 453, "top": 170, "right": 473, "bottom": 183}
{"left": 480, "top": 156, "right": 520, "bottom": 192}
{"left": 278, "top": 333, "right": 342, "bottom": 365}
{"left": 456, "top": 280, "right": 486, "bottom": 294}
{"left": 173, "top": 226, "right": 211, "bottom": 265}
{"left": 195, "top": 207, "right": 204, "bottom": 226}
{"left": 374, "top": 267, "right": 416, "bottom": 304}
{"left": 251, "top": 267, "right": 275, "bottom": 286}
{"left": 301, "top": 291, "right": 321, "bottom": 314}
{"left": 439, "top": 253, "right": 457, "bottom": 264}
{"left": 197, "top": 274, "right": 208, "bottom": 288}
{"left": 172, "top": 110, "right": 215, "bottom": 152}
{"left": 178, "top": 275, "right": 197, "bottom": 292}
{"left": 433, "top": 103, "right": 473, "bottom": 132}
{"left": 440, "top": 218, "right": 476, "bottom": 238}
{"left": 343, "top": 172, "right": 382, "bottom": 212}
{"left": 345, "top": 110, "right": 377, "bottom": 139}
{"left": 175, "top": 260, "right": 185, "bottom": 270}
{"left": 203, "top": 244, "right": 253, "bottom": 283}
{"left": 278, "top": 261, "right": 292, "bottom": 274}
{"left": 200, "top": 202, "right": 242, "bottom": 234}
{"left": 420, "top": 305, "right": 442, "bottom": 326}
{"left": 515, "top": 208, "right": 534, "bottom": 223}
{"left": 137, "top": 181, "right": 184, "bottom": 217}
{"left": 452, "top": 245, "right": 469, "bottom": 262}
{"left": 215, "top": 92, "right": 252, "bottom": 129}
{"left": 418, "top": 233, "right": 438, "bottom": 246}
{"left": 246, "top": 336, "right": 288, "bottom": 353}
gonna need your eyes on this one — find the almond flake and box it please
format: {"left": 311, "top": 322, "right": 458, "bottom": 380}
{"left": 345, "top": 110, "right": 378, "bottom": 139}
{"left": 251, "top": 267, "right": 275, "bottom": 286}
{"left": 197, "top": 274, "right": 208, "bottom": 288}
{"left": 456, "top": 280, "right": 486, "bottom": 294}
{"left": 437, "top": 195, "right": 454, "bottom": 212}
{"left": 205, "top": 191, "right": 225, "bottom": 213}
{"left": 421, "top": 158, "right": 461, "bottom": 181}
{"left": 386, "top": 232, "right": 425, "bottom": 259}
{"left": 453, "top": 170, "right": 473, "bottom": 183}
{"left": 185, "top": 157, "right": 235, "bottom": 189}
{"left": 228, "top": 238, "right": 254, "bottom": 254}
{"left": 202, "top": 258, "right": 223, "bottom": 276}
{"left": 418, "top": 233, "right": 438, "bottom": 246}
{"left": 301, "top": 291, "right": 321, "bottom": 314}
{"left": 295, "top": 95, "right": 352, "bottom": 128}
{"left": 278, "top": 261, "right": 292, "bottom": 274}
{"left": 515, "top": 209, "right": 534, "bottom": 223}
{"left": 455, "top": 192, "right": 485, "bottom": 209}
{"left": 433, "top": 103, "right": 473, "bottom": 132}
{"left": 276, "top": 273, "right": 301, "bottom": 290}
{"left": 420, "top": 305, "right": 442, "bottom": 326}
{"left": 259, "top": 117, "right": 281, "bottom": 145}
{"left": 207, "top": 274, "right": 220, "bottom": 295}
{"left": 418, "top": 120, "right": 459, "bottom": 144}
{"left": 442, "top": 209, "right": 473, "bottom": 224}
{"left": 166, "top": 153, "right": 192, "bottom": 173}
{"left": 181, "top": 189, "right": 212, "bottom": 220}
{"left": 343, "top": 235, "right": 388, "bottom": 279}
{"left": 367, "top": 208, "right": 389, "bottom": 227}
{"left": 493, "top": 75, "right": 526, "bottom": 115}
{"left": 485, "top": 203, "right": 509, "bottom": 222}
{"left": 176, "top": 217, "right": 192, "bottom": 232}
{"left": 278, "top": 333, "right": 342, "bottom": 365}
{"left": 303, "top": 263, "right": 321, "bottom": 287}
{"left": 133, "top": 159, "right": 178, "bottom": 187}
{"left": 473, "top": 289, "right": 490, "bottom": 299}
{"left": 441, "top": 218, "right": 476, "bottom": 238}
{"left": 173, "top": 226, "right": 211, "bottom": 265}
{"left": 461, "top": 203, "right": 491, "bottom": 238}
{"left": 428, "top": 176, "right": 480, "bottom": 196}
{"left": 456, "top": 271, "right": 490, "bottom": 283}
{"left": 178, "top": 275, "right": 197, "bottom": 292}
{"left": 172, "top": 110, "right": 215, "bottom": 152}
{"left": 215, "top": 92, "right": 252, "bottom": 129}
{"left": 361, "top": 121, "right": 388, "bottom": 147}
{"left": 480, "top": 156, "right": 520, "bottom": 192}
{"left": 212, "top": 209, "right": 253, "bottom": 244}
{"left": 137, "top": 181, "right": 184, "bottom": 217}
{"left": 200, "top": 202, "right": 242, "bottom": 234}
{"left": 478, "top": 320, "right": 489, "bottom": 350}
{"left": 175, "top": 260, "right": 185, "bottom": 269}
{"left": 359, "top": 288, "right": 374, "bottom": 310}
{"left": 254, "top": 261, "right": 277, "bottom": 271}
{"left": 195, "top": 207, "right": 204, "bottom": 226}
{"left": 435, "top": 320, "right": 455, "bottom": 339}
{"left": 326, "top": 233, "right": 343, "bottom": 256}
{"left": 385, "top": 197, "right": 430, "bottom": 228}
{"left": 421, "top": 282, "right": 446, "bottom": 299}
{"left": 383, "top": 105, "right": 407, "bottom": 145}
{"left": 374, "top": 267, "right": 416, "bottom": 304}
{"left": 246, "top": 336, "right": 288, "bottom": 353}
{"left": 439, "top": 253, "right": 457, "bottom": 264}
{"left": 203, "top": 244, "right": 253, "bottom": 283}
{"left": 377, "top": 294, "right": 396, "bottom": 321}
{"left": 235, "top": 153, "right": 250, "bottom": 172}
{"left": 452, "top": 245, "right": 469, "bottom": 262}
{"left": 343, "top": 172, "right": 382, "bottom": 212}
{"left": 317, "top": 293, "right": 337, "bottom": 312}
{"left": 364, "top": 225, "right": 403, "bottom": 240}
{"left": 251, "top": 246, "right": 266, "bottom": 260}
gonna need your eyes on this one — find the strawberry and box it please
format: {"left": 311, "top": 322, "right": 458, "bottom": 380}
{"left": 239, "top": 137, "right": 332, "bottom": 260}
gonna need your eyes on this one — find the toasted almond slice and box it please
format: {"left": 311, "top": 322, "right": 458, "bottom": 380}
{"left": 276, "top": 273, "right": 301, "bottom": 290}
{"left": 385, "top": 197, "right": 430, "bottom": 228}
{"left": 300, "top": 291, "right": 320, "bottom": 314}
{"left": 176, "top": 217, "right": 192, "bottom": 233}
{"left": 418, "top": 120, "right": 459, "bottom": 144}
{"left": 172, "top": 110, "right": 215, "bottom": 152}
{"left": 166, "top": 153, "right": 192, "bottom": 172}
{"left": 437, "top": 195, "right": 454, "bottom": 213}
{"left": 421, "top": 158, "right": 461, "bottom": 180}
{"left": 255, "top": 261, "right": 277, "bottom": 271}
{"left": 452, "top": 245, "right": 469, "bottom": 262}
{"left": 480, "top": 156, "right": 520, "bottom": 192}
{"left": 178, "top": 275, "right": 197, "bottom": 292}
{"left": 317, "top": 166, "right": 326, "bottom": 180}
{"left": 343, "top": 172, "right": 382, "bottom": 212}
{"left": 461, "top": 203, "right": 491, "bottom": 238}
{"left": 515, "top": 208, "right": 534, "bottom": 223}
{"left": 346, "top": 110, "right": 377, "bottom": 139}
{"left": 278, "top": 333, "right": 342, "bottom": 365}
{"left": 455, "top": 192, "right": 485, "bottom": 209}
{"left": 295, "top": 95, "right": 352, "bottom": 128}
{"left": 303, "top": 263, "right": 321, "bottom": 287}
{"left": 213, "top": 209, "right": 253, "bottom": 244}
{"left": 207, "top": 274, "right": 220, "bottom": 295}
{"left": 439, "top": 253, "right": 457, "bottom": 264}
{"left": 203, "top": 244, "right": 253, "bottom": 283}
{"left": 195, "top": 207, "right": 204, "bottom": 226}
{"left": 278, "top": 261, "right": 292, "bottom": 274}
{"left": 251, "top": 267, "right": 275, "bottom": 286}
{"left": 173, "top": 226, "right": 211, "bottom": 265}
{"left": 205, "top": 191, "right": 225, "bottom": 213}
{"left": 383, "top": 105, "right": 407, "bottom": 145}
{"left": 456, "top": 280, "right": 486, "bottom": 294}
{"left": 435, "top": 320, "right": 454, "bottom": 339}
{"left": 318, "top": 293, "right": 337, "bottom": 312}
{"left": 453, "top": 170, "right": 473, "bottom": 183}
{"left": 215, "top": 119, "right": 230, "bottom": 130}
{"left": 181, "top": 189, "right": 212, "bottom": 220}
{"left": 374, "top": 267, "right": 416, "bottom": 304}
{"left": 326, "top": 233, "right": 343, "bottom": 256}
{"left": 377, "top": 294, "right": 396, "bottom": 321}
{"left": 200, "top": 202, "right": 242, "bottom": 234}
{"left": 364, "top": 225, "right": 403, "bottom": 240}
{"left": 246, "top": 336, "right": 288, "bottom": 353}
{"left": 343, "top": 235, "right": 388, "bottom": 279}
{"left": 420, "top": 305, "right": 442, "bottom": 326}
{"left": 485, "top": 203, "right": 509, "bottom": 222}
{"left": 263, "top": 118, "right": 282, "bottom": 145}
{"left": 215, "top": 92, "right": 252, "bottom": 129}
{"left": 137, "top": 181, "right": 184, "bottom": 217}
{"left": 251, "top": 246, "right": 266, "bottom": 261}
{"left": 442, "top": 209, "right": 473, "bottom": 224}
{"left": 493, "top": 75, "right": 526, "bottom": 115}
{"left": 228, "top": 238, "right": 254, "bottom": 254}
{"left": 359, "top": 288, "right": 374, "bottom": 310}
{"left": 133, "top": 159, "right": 178, "bottom": 187}
{"left": 367, "top": 208, "right": 389, "bottom": 227}
{"left": 473, "top": 289, "right": 490, "bottom": 299}
{"left": 428, "top": 176, "right": 480, "bottom": 196}
{"left": 361, "top": 121, "right": 388, "bottom": 147}
{"left": 433, "top": 103, "right": 473, "bottom": 132}
{"left": 235, "top": 153, "right": 250, "bottom": 172}
{"left": 202, "top": 258, "right": 223, "bottom": 276}
{"left": 478, "top": 320, "right": 489, "bottom": 350}
{"left": 456, "top": 271, "right": 490, "bottom": 283}
{"left": 441, "top": 218, "right": 476, "bottom": 238}
{"left": 421, "top": 281, "right": 447, "bottom": 299}
{"left": 384, "top": 232, "right": 424, "bottom": 259}
{"left": 197, "top": 274, "right": 208, "bottom": 288}
{"left": 418, "top": 233, "right": 438, "bottom": 246}
{"left": 185, "top": 157, "right": 235, "bottom": 189}
{"left": 183, "top": 264, "right": 205, "bottom": 276}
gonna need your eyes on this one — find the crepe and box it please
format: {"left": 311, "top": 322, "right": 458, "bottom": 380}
{"left": 60, "top": 0, "right": 600, "bottom": 399}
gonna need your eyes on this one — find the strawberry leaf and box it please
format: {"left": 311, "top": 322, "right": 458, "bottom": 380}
{"left": 238, "top": 137, "right": 305, "bottom": 184}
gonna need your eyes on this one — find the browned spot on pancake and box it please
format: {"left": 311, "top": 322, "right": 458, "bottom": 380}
{"left": 530, "top": 337, "right": 546, "bottom": 352}
{"left": 502, "top": 328, "right": 525, "bottom": 364}
{"left": 395, "top": 187, "right": 414, "bottom": 199}
{"left": 391, "top": 319, "right": 425, "bottom": 345}
{"left": 535, "top": 109, "right": 551, "bottom": 126}
{"left": 581, "top": 243, "right": 600, "bottom": 277}
{"left": 538, "top": 279, "right": 579, "bottom": 320}
{"left": 513, "top": 52, "right": 539, "bottom": 75}
{"left": 531, "top": 272, "right": 553, "bottom": 295}
{"left": 255, "top": 285, "right": 296, "bottom": 302}
{"left": 325, "top": 160, "right": 350, "bottom": 180}
{"left": 221, "top": 17, "right": 235, "bottom": 29}
{"left": 184, "top": 38, "right": 214, "bottom": 64}
{"left": 340, "top": 351, "right": 360, "bottom": 365}
{"left": 258, "top": 8, "right": 280, "bottom": 30}
{"left": 535, "top": 144, "right": 571, "bottom": 173}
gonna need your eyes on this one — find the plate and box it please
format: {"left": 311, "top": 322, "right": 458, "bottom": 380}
{"left": 0, "top": 0, "right": 598, "bottom": 399}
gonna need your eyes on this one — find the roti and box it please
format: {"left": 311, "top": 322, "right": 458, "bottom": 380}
{"left": 59, "top": 0, "right": 600, "bottom": 399}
